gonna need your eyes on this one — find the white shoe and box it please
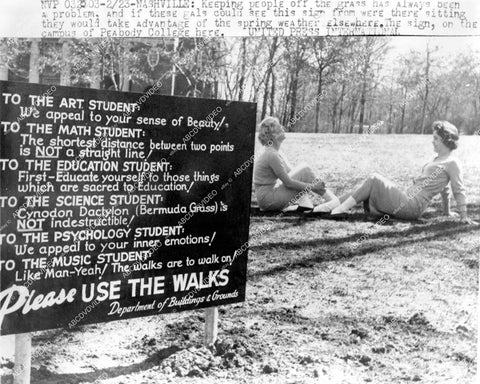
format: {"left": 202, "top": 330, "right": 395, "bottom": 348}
{"left": 313, "top": 204, "right": 332, "bottom": 213}
{"left": 282, "top": 204, "right": 299, "bottom": 213}
{"left": 313, "top": 197, "right": 340, "bottom": 213}
{"left": 331, "top": 196, "right": 357, "bottom": 214}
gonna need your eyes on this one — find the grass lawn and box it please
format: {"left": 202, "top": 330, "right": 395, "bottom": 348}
{"left": 1, "top": 133, "right": 478, "bottom": 384}
{"left": 245, "top": 133, "right": 479, "bottom": 383}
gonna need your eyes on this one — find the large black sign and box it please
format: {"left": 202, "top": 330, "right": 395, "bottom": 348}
{"left": 0, "top": 81, "right": 256, "bottom": 335}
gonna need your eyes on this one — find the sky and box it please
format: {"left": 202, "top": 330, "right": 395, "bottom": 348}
{"left": 381, "top": 36, "right": 479, "bottom": 77}
{"left": 0, "top": 1, "right": 40, "bottom": 37}
{"left": 387, "top": 36, "right": 479, "bottom": 56}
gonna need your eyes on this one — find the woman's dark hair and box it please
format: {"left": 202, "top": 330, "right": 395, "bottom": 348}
{"left": 432, "top": 121, "right": 459, "bottom": 150}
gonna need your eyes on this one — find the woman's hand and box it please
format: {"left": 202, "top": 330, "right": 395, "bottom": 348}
{"left": 444, "top": 211, "right": 458, "bottom": 218}
{"left": 442, "top": 211, "right": 477, "bottom": 224}
{"left": 312, "top": 181, "right": 326, "bottom": 195}
{"left": 459, "top": 216, "right": 479, "bottom": 225}
{"left": 455, "top": 205, "right": 477, "bottom": 224}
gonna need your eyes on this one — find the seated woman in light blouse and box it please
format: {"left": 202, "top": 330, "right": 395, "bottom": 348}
{"left": 315, "top": 120, "right": 476, "bottom": 223}
{"left": 253, "top": 116, "right": 339, "bottom": 211}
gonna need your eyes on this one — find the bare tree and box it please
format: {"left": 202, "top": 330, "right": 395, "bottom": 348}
{"left": 280, "top": 38, "right": 310, "bottom": 130}
{"left": 358, "top": 37, "right": 389, "bottom": 134}
{"left": 261, "top": 37, "right": 279, "bottom": 119}
{"left": 309, "top": 37, "right": 354, "bottom": 133}
{"left": 419, "top": 42, "right": 438, "bottom": 134}
{"left": 237, "top": 38, "right": 248, "bottom": 101}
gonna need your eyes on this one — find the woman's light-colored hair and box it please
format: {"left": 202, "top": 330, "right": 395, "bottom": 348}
{"left": 258, "top": 116, "right": 283, "bottom": 146}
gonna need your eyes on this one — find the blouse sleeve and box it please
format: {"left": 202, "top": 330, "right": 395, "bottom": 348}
{"left": 278, "top": 151, "right": 292, "bottom": 173}
{"left": 446, "top": 159, "right": 467, "bottom": 207}
{"left": 267, "top": 150, "right": 290, "bottom": 179}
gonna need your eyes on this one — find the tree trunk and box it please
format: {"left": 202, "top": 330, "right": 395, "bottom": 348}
{"left": 338, "top": 82, "right": 346, "bottom": 133}
{"left": 387, "top": 71, "right": 394, "bottom": 134}
{"left": 29, "top": 39, "right": 40, "bottom": 83}
{"left": 473, "top": 98, "right": 478, "bottom": 130}
{"left": 387, "top": 91, "right": 394, "bottom": 134}
{"left": 261, "top": 73, "right": 270, "bottom": 119}
{"left": 476, "top": 85, "right": 480, "bottom": 124}
{"left": 301, "top": 84, "right": 306, "bottom": 111}
{"left": 367, "top": 83, "right": 377, "bottom": 126}
{"left": 358, "top": 81, "right": 367, "bottom": 134}
{"left": 282, "top": 73, "right": 292, "bottom": 128}
{"left": 60, "top": 40, "right": 71, "bottom": 86}
{"left": 90, "top": 52, "right": 101, "bottom": 89}
{"left": 269, "top": 72, "right": 276, "bottom": 116}
{"left": 238, "top": 38, "right": 247, "bottom": 101}
{"left": 358, "top": 52, "right": 370, "bottom": 134}
{"left": 213, "top": 80, "right": 218, "bottom": 99}
{"left": 288, "top": 68, "right": 300, "bottom": 130}
{"left": 120, "top": 44, "right": 129, "bottom": 92}
{"left": 261, "top": 37, "right": 278, "bottom": 119}
{"left": 223, "top": 66, "right": 234, "bottom": 100}
{"left": 0, "top": 42, "right": 8, "bottom": 81}
{"left": 314, "top": 69, "right": 323, "bottom": 133}
{"left": 331, "top": 97, "right": 337, "bottom": 133}
{"left": 399, "top": 87, "right": 407, "bottom": 134}
{"left": 349, "top": 96, "right": 358, "bottom": 133}
{"left": 249, "top": 50, "right": 259, "bottom": 101}
{"left": 420, "top": 46, "right": 431, "bottom": 134}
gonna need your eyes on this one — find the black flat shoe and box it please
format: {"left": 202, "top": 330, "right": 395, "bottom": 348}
{"left": 327, "top": 212, "right": 349, "bottom": 220}
{"left": 297, "top": 205, "right": 314, "bottom": 212}
{"left": 304, "top": 210, "right": 331, "bottom": 217}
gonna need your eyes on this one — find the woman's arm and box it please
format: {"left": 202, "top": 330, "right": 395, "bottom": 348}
{"left": 279, "top": 151, "right": 293, "bottom": 173}
{"left": 269, "top": 152, "right": 324, "bottom": 194}
{"left": 447, "top": 160, "right": 468, "bottom": 220}
{"left": 440, "top": 186, "right": 451, "bottom": 216}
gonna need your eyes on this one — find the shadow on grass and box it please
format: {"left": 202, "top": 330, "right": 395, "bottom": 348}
{"left": 249, "top": 216, "right": 314, "bottom": 238}
{"left": 1, "top": 345, "right": 181, "bottom": 384}
{"left": 252, "top": 208, "right": 372, "bottom": 223}
{"left": 251, "top": 219, "right": 474, "bottom": 252}
{"left": 248, "top": 220, "right": 478, "bottom": 281}
{"left": 251, "top": 203, "right": 480, "bottom": 224}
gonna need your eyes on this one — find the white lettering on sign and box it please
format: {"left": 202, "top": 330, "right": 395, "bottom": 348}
{"left": 0, "top": 285, "right": 77, "bottom": 329}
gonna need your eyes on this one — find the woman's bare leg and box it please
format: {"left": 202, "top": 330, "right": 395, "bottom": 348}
{"left": 339, "top": 175, "right": 377, "bottom": 202}
{"left": 288, "top": 164, "right": 340, "bottom": 210}
{"left": 351, "top": 175, "right": 377, "bottom": 202}
{"left": 286, "top": 164, "right": 316, "bottom": 207}
{"left": 289, "top": 164, "right": 319, "bottom": 185}
{"left": 331, "top": 174, "right": 380, "bottom": 214}
{"left": 339, "top": 192, "right": 352, "bottom": 203}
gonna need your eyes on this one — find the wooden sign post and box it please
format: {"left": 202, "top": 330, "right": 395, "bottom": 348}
{"left": 14, "top": 333, "right": 31, "bottom": 384}
{"left": 204, "top": 307, "right": 219, "bottom": 346}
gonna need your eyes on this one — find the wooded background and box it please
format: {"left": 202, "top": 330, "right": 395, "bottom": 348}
{"left": 1, "top": 37, "right": 478, "bottom": 134}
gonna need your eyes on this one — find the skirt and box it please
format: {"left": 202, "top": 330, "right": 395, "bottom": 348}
{"left": 255, "top": 183, "right": 300, "bottom": 211}
{"left": 254, "top": 164, "right": 324, "bottom": 211}
{"left": 366, "top": 174, "right": 427, "bottom": 220}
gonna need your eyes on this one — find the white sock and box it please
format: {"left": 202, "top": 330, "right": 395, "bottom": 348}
{"left": 322, "top": 189, "right": 337, "bottom": 201}
{"left": 313, "top": 197, "right": 340, "bottom": 213}
{"left": 331, "top": 196, "right": 357, "bottom": 214}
